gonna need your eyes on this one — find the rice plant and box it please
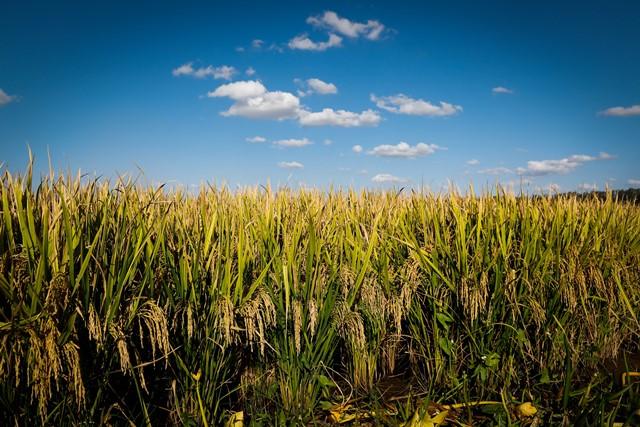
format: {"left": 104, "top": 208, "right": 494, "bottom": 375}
{"left": 0, "top": 162, "right": 639, "bottom": 425}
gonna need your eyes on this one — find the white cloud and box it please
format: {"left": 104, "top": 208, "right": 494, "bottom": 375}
{"left": 479, "top": 167, "right": 513, "bottom": 175}
{"left": 352, "top": 144, "right": 363, "bottom": 153}
{"left": 368, "top": 142, "right": 444, "bottom": 158}
{"left": 371, "top": 94, "right": 462, "bottom": 117}
{"left": 577, "top": 183, "right": 598, "bottom": 192}
{"left": 288, "top": 33, "right": 342, "bottom": 51}
{"left": 466, "top": 159, "right": 480, "bottom": 165}
{"left": 0, "top": 89, "right": 16, "bottom": 106}
{"left": 245, "top": 67, "right": 256, "bottom": 76}
{"left": 323, "top": 139, "right": 333, "bottom": 145}
{"left": 599, "top": 104, "right": 640, "bottom": 117}
{"left": 273, "top": 138, "right": 312, "bottom": 147}
{"left": 371, "top": 173, "right": 408, "bottom": 184}
{"left": 307, "top": 11, "right": 385, "bottom": 40}
{"left": 298, "top": 108, "right": 381, "bottom": 127}
{"left": 173, "top": 63, "right": 236, "bottom": 80}
{"left": 306, "top": 78, "right": 337, "bottom": 94}
{"left": 278, "top": 161, "right": 304, "bottom": 169}
{"left": 235, "top": 46, "right": 245, "bottom": 52}
{"left": 547, "top": 183, "right": 561, "bottom": 193}
{"left": 209, "top": 80, "right": 300, "bottom": 119}
{"left": 516, "top": 152, "right": 614, "bottom": 176}
{"left": 628, "top": 179, "right": 640, "bottom": 187}
{"left": 252, "top": 39, "right": 264, "bottom": 48}
{"left": 492, "top": 86, "right": 514, "bottom": 94}
{"left": 246, "top": 136, "right": 266, "bottom": 143}
{"left": 208, "top": 80, "right": 266, "bottom": 100}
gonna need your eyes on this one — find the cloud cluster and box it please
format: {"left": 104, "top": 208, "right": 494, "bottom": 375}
{"left": 368, "top": 142, "right": 444, "bottom": 158}
{"left": 515, "top": 152, "right": 614, "bottom": 176}
{"left": 210, "top": 80, "right": 379, "bottom": 126}
{"left": 371, "top": 94, "right": 462, "bottom": 117}
{"left": 173, "top": 63, "right": 236, "bottom": 80}
{"left": 371, "top": 173, "right": 407, "bottom": 183}
{"left": 306, "top": 11, "right": 385, "bottom": 40}
{"left": 599, "top": 104, "right": 640, "bottom": 117}
{"left": 0, "top": 89, "right": 16, "bottom": 106}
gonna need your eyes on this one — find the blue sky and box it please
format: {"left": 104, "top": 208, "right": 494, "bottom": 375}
{"left": 1, "top": 0, "right": 639, "bottom": 192}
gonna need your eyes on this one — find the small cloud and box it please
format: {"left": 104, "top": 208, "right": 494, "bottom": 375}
{"left": 368, "top": 142, "right": 444, "bottom": 158}
{"left": 577, "top": 183, "right": 597, "bottom": 192}
{"left": 209, "top": 80, "right": 300, "bottom": 120}
{"left": 273, "top": 138, "right": 312, "bottom": 148}
{"left": 252, "top": 39, "right": 264, "bottom": 49}
{"left": 235, "top": 46, "right": 245, "bottom": 52}
{"left": 173, "top": 63, "right": 236, "bottom": 80}
{"left": 599, "top": 104, "right": 640, "bottom": 117}
{"left": 245, "top": 67, "right": 256, "bottom": 76}
{"left": 0, "top": 89, "right": 17, "bottom": 106}
{"left": 479, "top": 167, "right": 513, "bottom": 175}
{"left": 492, "top": 86, "right": 514, "bottom": 94}
{"left": 306, "top": 78, "right": 337, "bottom": 94}
{"left": 547, "top": 183, "right": 561, "bottom": 193}
{"left": 515, "top": 152, "right": 614, "bottom": 176}
{"left": 628, "top": 179, "right": 640, "bottom": 187}
{"left": 298, "top": 108, "right": 380, "bottom": 127}
{"left": 371, "top": 173, "right": 408, "bottom": 184}
{"left": 288, "top": 33, "right": 343, "bottom": 51}
{"left": 466, "top": 159, "right": 480, "bottom": 165}
{"left": 371, "top": 94, "right": 462, "bottom": 117}
{"left": 278, "top": 161, "right": 304, "bottom": 169}
{"left": 306, "top": 11, "right": 386, "bottom": 40}
{"left": 323, "top": 139, "right": 333, "bottom": 145}
{"left": 246, "top": 136, "right": 266, "bottom": 143}
{"left": 352, "top": 144, "right": 363, "bottom": 153}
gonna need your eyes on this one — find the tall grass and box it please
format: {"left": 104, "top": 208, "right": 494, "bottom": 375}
{"left": 1, "top": 163, "right": 639, "bottom": 425}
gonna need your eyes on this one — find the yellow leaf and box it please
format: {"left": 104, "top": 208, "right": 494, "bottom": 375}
{"left": 226, "top": 411, "right": 243, "bottom": 427}
{"left": 517, "top": 402, "right": 537, "bottom": 417}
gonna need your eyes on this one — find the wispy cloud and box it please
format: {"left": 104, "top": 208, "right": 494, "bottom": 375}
{"left": 492, "top": 86, "right": 514, "bottom": 94}
{"left": 273, "top": 138, "right": 312, "bottom": 148}
{"left": 629, "top": 179, "right": 640, "bottom": 187}
{"left": 278, "top": 161, "right": 304, "bottom": 169}
{"left": 371, "top": 94, "right": 462, "bottom": 117}
{"left": 298, "top": 108, "right": 381, "bottom": 127}
{"left": 0, "top": 89, "right": 17, "bottom": 106}
{"left": 479, "top": 167, "right": 513, "bottom": 175}
{"left": 368, "top": 142, "right": 445, "bottom": 158}
{"left": 306, "top": 11, "right": 386, "bottom": 40}
{"left": 352, "top": 144, "right": 363, "bottom": 153}
{"left": 246, "top": 136, "right": 266, "bottom": 143}
{"left": 466, "top": 159, "right": 480, "bottom": 165}
{"left": 245, "top": 67, "right": 256, "bottom": 76}
{"left": 599, "top": 104, "right": 640, "bottom": 117}
{"left": 209, "top": 80, "right": 300, "bottom": 119}
{"left": 515, "top": 152, "right": 614, "bottom": 176}
{"left": 371, "top": 173, "right": 408, "bottom": 184}
{"left": 288, "top": 33, "right": 342, "bottom": 51}
{"left": 252, "top": 39, "right": 264, "bottom": 49}
{"left": 173, "top": 63, "right": 236, "bottom": 80}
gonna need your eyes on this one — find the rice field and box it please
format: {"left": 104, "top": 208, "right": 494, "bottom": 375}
{"left": 1, "top": 164, "right": 639, "bottom": 425}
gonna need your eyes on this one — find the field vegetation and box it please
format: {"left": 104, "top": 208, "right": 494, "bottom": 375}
{"left": 1, "top": 162, "right": 639, "bottom": 425}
